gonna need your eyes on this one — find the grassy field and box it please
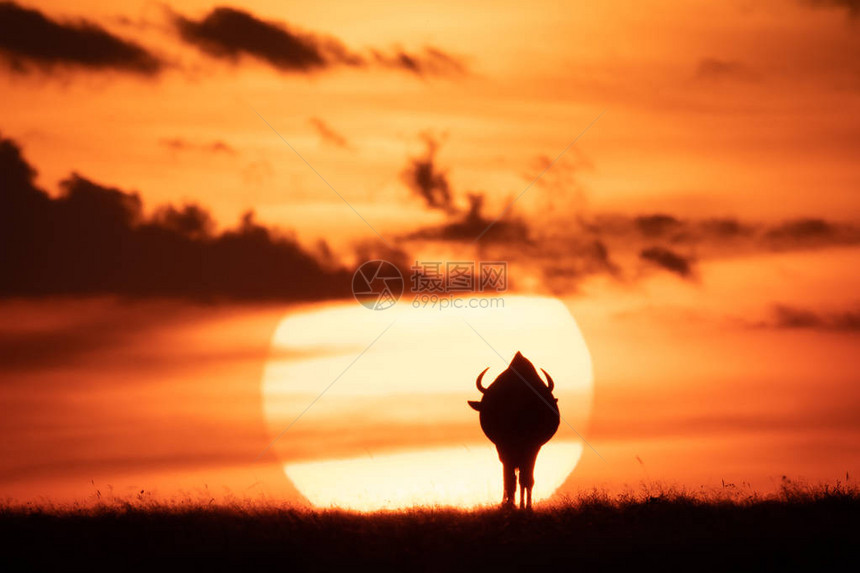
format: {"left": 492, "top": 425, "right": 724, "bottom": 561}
{"left": 2, "top": 480, "right": 857, "bottom": 571}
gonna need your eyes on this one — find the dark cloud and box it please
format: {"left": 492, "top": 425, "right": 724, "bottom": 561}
{"left": 397, "top": 134, "right": 859, "bottom": 290}
{"left": 0, "top": 133, "right": 351, "bottom": 301}
{"left": 587, "top": 213, "right": 856, "bottom": 282}
{"left": 0, "top": 2, "right": 161, "bottom": 75}
{"left": 160, "top": 138, "right": 237, "bottom": 155}
{"left": 372, "top": 46, "right": 467, "bottom": 77}
{"left": 590, "top": 213, "right": 857, "bottom": 254}
{"left": 589, "top": 213, "right": 856, "bottom": 282}
{"left": 694, "top": 58, "right": 759, "bottom": 82}
{"left": 172, "top": 6, "right": 360, "bottom": 73}
{"left": 765, "top": 304, "right": 860, "bottom": 331}
{"left": 150, "top": 204, "right": 215, "bottom": 239}
{"left": 406, "top": 193, "right": 530, "bottom": 243}
{"left": 399, "top": 135, "right": 530, "bottom": 243}
{"left": 694, "top": 216, "right": 858, "bottom": 250}
{"left": 403, "top": 170, "right": 857, "bottom": 286}
{"left": 766, "top": 218, "right": 832, "bottom": 240}
{"left": 698, "top": 217, "right": 755, "bottom": 239}
{"left": 172, "top": 6, "right": 466, "bottom": 77}
{"left": 801, "top": 0, "right": 860, "bottom": 17}
{"left": 581, "top": 240, "right": 618, "bottom": 274}
{"left": 634, "top": 214, "right": 684, "bottom": 238}
{"left": 763, "top": 218, "right": 858, "bottom": 250}
{"left": 401, "top": 135, "right": 455, "bottom": 212}
{"left": 538, "top": 239, "right": 620, "bottom": 293}
{"left": 639, "top": 247, "right": 695, "bottom": 278}
{"left": 309, "top": 117, "right": 350, "bottom": 149}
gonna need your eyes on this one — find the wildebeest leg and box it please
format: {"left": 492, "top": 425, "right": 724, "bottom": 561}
{"left": 519, "top": 478, "right": 526, "bottom": 510}
{"left": 502, "top": 461, "right": 516, "bottom": 507}
{"left": 519, "top": 449, "right": 539, "bottom": 510}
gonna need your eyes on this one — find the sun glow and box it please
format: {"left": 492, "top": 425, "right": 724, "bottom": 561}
{"left": 262, "top": 295, "right": 593, "bottom": 510}
{"left": 286, "top": 442, "right": 584, "bottom": 510}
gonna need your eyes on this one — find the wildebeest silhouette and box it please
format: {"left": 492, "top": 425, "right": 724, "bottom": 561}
{"left": 468, "top": 351, "right": 560, "bottom": 509}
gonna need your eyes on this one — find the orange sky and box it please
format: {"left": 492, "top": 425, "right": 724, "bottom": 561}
{"left": 0, "top": 0, "right": 858, "bottom": 507}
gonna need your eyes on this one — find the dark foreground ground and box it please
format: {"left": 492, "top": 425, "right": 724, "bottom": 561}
{"left": 2, "top": 485, "right": 858, "bottom": 571}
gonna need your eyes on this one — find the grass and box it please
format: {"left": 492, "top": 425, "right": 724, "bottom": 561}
{"left": 1, "top": 479, "right": 857, "bottom": 571}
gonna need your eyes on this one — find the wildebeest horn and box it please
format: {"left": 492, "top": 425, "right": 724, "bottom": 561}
{"left": 541, "top": 368, "right": 555, "bottom": 392}
{"left": 476, "top": 367, "right": 490, "bottom": 393}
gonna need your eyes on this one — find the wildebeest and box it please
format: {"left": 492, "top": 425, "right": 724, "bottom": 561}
{"left": 468, "top": 351, "right": 560, "bottom": 509}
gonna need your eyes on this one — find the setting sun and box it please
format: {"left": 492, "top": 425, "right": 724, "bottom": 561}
{"left": 262, "top": 296, "right": 592, "bottom": 509}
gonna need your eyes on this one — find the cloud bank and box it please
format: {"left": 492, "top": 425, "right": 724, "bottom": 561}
{"left": 801, "top": 0, "right": 860, "bottom": 17}
{"left": 0, "top": 134, "right": 350, "bottom": 301}
{"left": 765, "top": 304, "right": 860, "bottom": 331}
{"left": 397, "top": 139, "right": 859, "bottom": 287}
{"left": 401, "top": 136, "right": 530, "bottom": 243}
{"left": 172, "top": 6, "right": 466, "bottom": 77}
{"left": 0, "top": 2, "right": 161, "bottom": 75}
{"left": 172, "top": 6, "right": 358, "bottom": 73}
